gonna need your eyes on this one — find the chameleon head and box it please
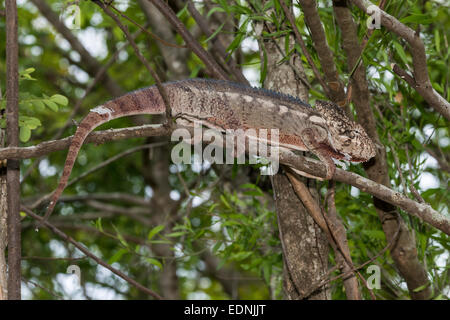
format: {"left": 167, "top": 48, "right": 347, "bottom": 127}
{"left": 315, "top": 100, "right": 376, "bottom": 162}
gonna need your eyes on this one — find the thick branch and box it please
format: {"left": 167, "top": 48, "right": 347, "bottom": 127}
{"left": 5, "top": 0, "right": 21, "bottom": 300}
{"left": 0, "top": 124, "right": 170, "bottom": 160}
{"left": 0, "top": 128, "right": 448, "bottom": 234}
{"left": 279, "top": 150, "right": 450, "bottom": 235}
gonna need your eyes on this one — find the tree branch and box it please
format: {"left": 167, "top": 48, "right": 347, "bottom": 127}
{"left": 29, "top": 0, "right": 124, "bottom": 97}
{"left": 1, "top": 128, "right": 448, "bottom": 234}
{"left": 350, "top": 0, "right": 450, "bottom": 120}
{"left": 0, "top": 124, "right": 171, "bottom": 160}
{"left": 278, "top": 0, "right": 330, "bottom": 98}
{"left": 279, "top": 149, "right": 450, "bottom": 235}
{"left": 296, "top": 0, "right": 347, "bottom": 105}
{"left": 5, "top": 0, "right": 21, "bottom": 300}
{"left": 147, "top": 0, "right": 230, "bottom": 80}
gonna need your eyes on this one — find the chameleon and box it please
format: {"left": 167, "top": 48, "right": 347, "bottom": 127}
{"left": 42, "top": 78, "right": 376, "bottom": 222}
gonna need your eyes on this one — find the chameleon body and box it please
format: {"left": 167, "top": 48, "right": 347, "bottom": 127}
{"left": 43, "top": 78, "right": 376, "bottom": 220}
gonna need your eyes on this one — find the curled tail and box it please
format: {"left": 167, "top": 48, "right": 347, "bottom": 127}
{"left": 41, "top": 86, "right": 166, "bottom": 224}
{"left": 42, "top": 111, "right": 111, "bottom": 222}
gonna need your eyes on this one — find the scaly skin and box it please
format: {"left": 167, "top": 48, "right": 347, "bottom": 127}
{"left": 42, "top": 78, "right": 376, "bottom": 222}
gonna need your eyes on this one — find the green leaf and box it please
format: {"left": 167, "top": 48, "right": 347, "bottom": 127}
{"left": 95, "top": 218, "right": 103, "bottom": 232}
{"left": 206, "top": 6, "right": 226, "bottom": 18}
{"left": 232, "top": 251, "right": 252, "bottom": 261}
{"left": 176, "top": 3, "right": 188, "bottom": 18}
{"left": 220, "top": 194, "right": 231, "bottom": 210}
{"left": 212, "top": 241, "right": 223, "bottom": 253}
{"left": 30, "top": 99, "right": 45, "bottom": 110}
{"left": 400, "top": 14, "right": 433, "bottom": 25}
{"left": 203, "top": 22, "right": 226, "bottom": 44}
{"left": 113, "top": 225, "right": 129, "bottom": 248}
{"left": 148, "top": 225, "right": 165, "bottom": 240}
{"left": 108, "top": 248, "right": 128, "bottom": 264}
{"left": 24, "top": 67, "right": 35, "bottom": 74}
{"left": 22, "top": 116, "right": 41, "bottom": 129}
{"left": 434, "top": 29, "right": 440, "bottom": 53}
{"left": 393, "top": 42, "right": 409, "bottom": 66}
{"left": 19, "top": 68, "right": 36, "bottom": 81}
{"left": 50, "top": 94, "right": 68, "bottom": 106}
{"left": 226, "top": 18, "right": 249, "bottom": 55}
{"left": 165, "top": 231, "right": 186, "bottom": 238}
{"left": 413, "top": 282, "right": 430, "bottom": 293}
{"left": 261, "top": 45, "right": 268, "bottom": 84}
{"left": 19, "top": 126, "right": 31, "bottom": 142}
{"left": 43, "top": 99, "right": 59, "bottom": 112}
{"left": 145, "top": 257, "right": 163, "bottom": 269}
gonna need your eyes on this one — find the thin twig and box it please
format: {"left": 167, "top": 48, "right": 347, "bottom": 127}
{"left": 350, "top": 0, "right": 450, "bottom": 120}
{"left": 278, "top": 0, "right": 330, "bottom": 97}
{"left": 94, "top": 0, "right": 173, "bottom": 125}
{"left": 148, "top": 0, "right": 229, "bottom": 80}
{"left": 21, "top": 205, "right": 164, "bottom": 299}
{"left": 186, "top": 0, "right": 249, "bottom": 85}
{"left": 109, "top": 3, "right": 187, "bottom": 49}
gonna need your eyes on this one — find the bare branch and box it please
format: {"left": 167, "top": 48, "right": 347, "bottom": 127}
{"left": 148, "top": 0, "right": 230, "bottom": 80}
{"left": 278, "top": 0, "right": 330, "bottom": 97}
{"left": 186, "top": 0, "right": 249, "bottom": 85}
{"left": 296, "top": 0, "right": 347, "bottom": 105}
{"left": 0, "top": 124, "right": 171, "bottom": 160}
{"left": 280, "top": 149, "right": 450, "bottom": 235}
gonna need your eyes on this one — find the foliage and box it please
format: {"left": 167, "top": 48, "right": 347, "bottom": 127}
{"left": 0, "top": 0, "right": 448, "bottom": 300}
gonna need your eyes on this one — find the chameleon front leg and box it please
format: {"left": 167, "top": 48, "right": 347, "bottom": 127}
{"left": 300, "top": 127, "right": 336, "bottom": 180}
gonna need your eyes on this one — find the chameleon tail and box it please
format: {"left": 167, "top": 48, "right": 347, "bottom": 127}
{"left": 42, "top": 111, "right": 110, "bottom": 223}
{"left": 41, "top": 86, "right": 167, "bottom": 224}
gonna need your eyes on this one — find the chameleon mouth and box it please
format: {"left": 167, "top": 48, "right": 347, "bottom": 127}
{"left": 319, "top": 143, "right": 347, "bottom": 160}
{"left": 319, "top": 143, "right": 368, "bottom": 162}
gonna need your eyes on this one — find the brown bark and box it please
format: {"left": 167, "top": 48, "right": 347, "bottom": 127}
{"left": 0, "top": 166, "right": 7, "bottom": 300}
{"left": 5, "top": 0, "right": 21, "bottom": 300}
{"left": 258, "top": 8, "right": 330, "bottom": 297}
{"left": 297, "top": 0, "right": 347, "bottom": 106}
